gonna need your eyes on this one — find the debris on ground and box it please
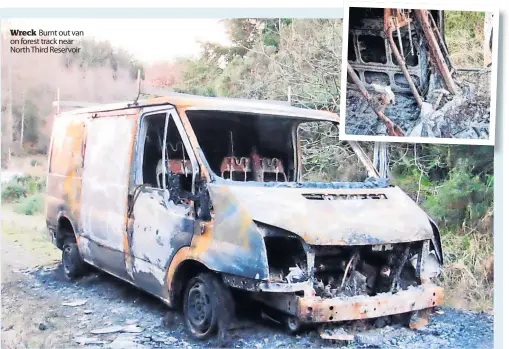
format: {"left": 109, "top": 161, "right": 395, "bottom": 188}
{"left": 62, "top": 299, "right": 88, "bottom": 307}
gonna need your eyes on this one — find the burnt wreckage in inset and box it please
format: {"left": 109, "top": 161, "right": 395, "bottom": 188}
{"left": 346, "top": 8, "right": 491, "bottom": 138}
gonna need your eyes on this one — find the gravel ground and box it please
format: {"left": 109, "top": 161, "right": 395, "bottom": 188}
{"left": 1, "top": 210, "right": 494, "bottom": 349}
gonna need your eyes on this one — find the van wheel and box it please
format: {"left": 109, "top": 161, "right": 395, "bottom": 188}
{"left": 183, "top": 273, "right": 229, "bottom": 340}
{"left": 285, "top": 315, "right": 302, "bottom": 334}
{"left": 62, "top": 242, "right": 87, "bottom": 280}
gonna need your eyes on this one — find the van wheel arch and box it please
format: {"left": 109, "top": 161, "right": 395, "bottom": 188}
{"left": 56, "top": 216, "right": 77, "bottom": 250}
{"left": 170, "top": 259, "right": 210, "bottom": 309}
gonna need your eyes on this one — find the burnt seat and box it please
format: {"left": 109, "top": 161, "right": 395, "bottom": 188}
{"left": 220, "top": 156, "right": 287, "bottom": 182}
{"left": 156, "top": 159, "right": 193, "bottom": 189}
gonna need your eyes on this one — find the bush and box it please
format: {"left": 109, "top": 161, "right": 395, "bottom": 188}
{"left": 423, "top": 161, "right": 493, "bottom": 228}
{"left": 1, "top": 174, "right": 46, "bottom": 203}
{"left": 14, "top": 194, "right": 44, "bottom": 215}
{"left": 30, "top": 159, "right": 39, "bottom": 167}
{"left": 1, "top": 181, "right": 27, "bottom": 202}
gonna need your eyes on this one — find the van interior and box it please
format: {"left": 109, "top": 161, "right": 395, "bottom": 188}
{"left": 186, "top": 110, "right": 297, "bottom": 182}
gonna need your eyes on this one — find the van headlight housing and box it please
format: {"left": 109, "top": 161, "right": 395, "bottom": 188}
{"left": 410, "top": 246, "right": 442, "bottom": 279}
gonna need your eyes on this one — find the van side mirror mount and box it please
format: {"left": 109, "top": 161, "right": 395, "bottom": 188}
{"left": 196, "top": 193, "right": 211, "bottom": 221}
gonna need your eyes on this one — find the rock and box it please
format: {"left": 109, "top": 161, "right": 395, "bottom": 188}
{"left": 62, "top": 299, "right": 88, "bottom": 307}
{"left": 74, "top": 336, "right": 108, "bottom": 345}
{"left": 108, "top": 336, "right": 149, "bottom": 349}
{"left": 91, "top": 325, "right": 124, "bottom": 334}
{"left": 122, "top": 324, "right": 143, "bottom": 333}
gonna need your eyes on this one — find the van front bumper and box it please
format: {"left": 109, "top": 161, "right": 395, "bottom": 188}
{"left": 255, "top": 283, "right": 444, "bottom": 324}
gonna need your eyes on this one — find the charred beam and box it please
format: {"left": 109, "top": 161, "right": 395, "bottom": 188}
{"left": 415, "top": 9, "right": 458, "bottom": 94}
{"left": 384, "top": 16, "right": 423, "bottom": 107}
{"left": 346, "top": 63, "right": 405, "bottom": 137}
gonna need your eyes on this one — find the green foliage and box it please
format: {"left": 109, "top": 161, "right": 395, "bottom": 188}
{"left": 30, "top": 159, "right": 39, "bottom": 167}
{"left": 445, "top": 11, "right": 485, "bottom": 38}
{"left": 1, "top": 181, "right": 26, "bottom": 202}
{"left": 444, "top": 11, "right": 486, "bottom": 67}
{"left": 388, "top": 144, "right": 493, "bottom": 230}
{"left": 423, "top": 160, "right": 493, "bottom": 227}
{"left": 14, "top": 193, "right": 44, "bottom": 216}
{"left": 1, "top": 175, "right": 46, "bottom": 203}
{"left": 176, "top": 18, "right": 342, "bottom": 112}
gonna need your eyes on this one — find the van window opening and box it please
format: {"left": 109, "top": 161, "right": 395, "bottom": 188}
{"left": 186, "top": 110, "right": 371, "bottom": 183}
{"left": 298, "top": 121, "right": 370, "bottom": 182}
{"left": 140, "top": 113, "right": 193, "bottom": 195}
{"left": 187, "top": 110, "right": 296, "bottom": 182}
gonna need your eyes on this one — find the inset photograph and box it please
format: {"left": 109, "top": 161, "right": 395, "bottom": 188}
{"left": 342, "top": 7, "right": 498, "bottom": 143}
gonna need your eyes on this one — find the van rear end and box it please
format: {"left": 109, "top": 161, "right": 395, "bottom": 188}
{"left": 45, "top": 113, "right": 88, "bottom": 250}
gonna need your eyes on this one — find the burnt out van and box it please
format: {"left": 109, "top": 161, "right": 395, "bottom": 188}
{"left": 45, "top": 91, "right": 444, "bottom": 340}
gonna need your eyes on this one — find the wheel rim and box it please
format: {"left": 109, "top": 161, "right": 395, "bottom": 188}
{"left": 63, "top": 247, "right": 74, "bottom": 275}
{"left": 287, "top": 316, "right": 300, "bottom": 332}
{"left": 186, "top": 279, "right": 213, "bottom": 334}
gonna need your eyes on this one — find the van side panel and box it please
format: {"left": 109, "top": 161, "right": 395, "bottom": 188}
{"left": 46, "top": 115, "right": 87, "bottom": 246}
{"left": 79, "top": 114, "right": 137, "bottom": 279}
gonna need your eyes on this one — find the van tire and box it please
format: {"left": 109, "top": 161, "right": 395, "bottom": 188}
{"left": 62, "top": 242, "right": 87, "bottom": 280}
{"left": 183, "top": 272, "right": 233, "bottom": 340}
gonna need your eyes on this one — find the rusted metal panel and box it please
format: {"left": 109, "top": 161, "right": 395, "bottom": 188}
{"left": 297, "top": 284, "right": 443, "bottom": 323}
{"left": 45, "top": 114, "right": 88, "bottom": 235}
{"left": 129, "top": 188, "right": 195, "bottom": 295}
{"left": 188, "top": 184, "right": 269, "bottom": 280}
{"left": 54, "top": 93, "right": 340, "bottom": 123}
{"left": 79, "top": 114, "right": 136, "bottom": 266}
{"left": 210, "top": 184, "right": 434, "bottom": 246}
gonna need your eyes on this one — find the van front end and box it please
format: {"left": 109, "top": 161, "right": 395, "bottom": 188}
{"left": 207, "top": 182, "right": 445, "bottom": 338}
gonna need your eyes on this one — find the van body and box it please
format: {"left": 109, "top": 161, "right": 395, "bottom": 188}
{"left": 45, "top": 93, "right": 444, "bottom": 339}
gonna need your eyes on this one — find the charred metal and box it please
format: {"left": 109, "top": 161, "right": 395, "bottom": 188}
{"left": 346, "top": 8, "right": 481, "bottom": 138}
{"left": 45, "top": 91, "right": 445, "bottom": 340}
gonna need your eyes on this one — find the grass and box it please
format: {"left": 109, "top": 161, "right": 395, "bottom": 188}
{"left": 438, "top": 229, "right": 493, "bottom": 312}
{"left": 14, "top": 194, "right": 45, "bottom": 216}
{"left": 445, "top": 11, "right": 486, "bottom": 68}
{"left": 1, "top": 207, "right": 60, "bottom": 264}
{"left": 1, "top": 174, "right": 46, "bottom": 216}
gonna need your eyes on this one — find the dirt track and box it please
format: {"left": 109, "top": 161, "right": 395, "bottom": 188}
{"left": 1, "top": 209, "right": 494, "bottom": 349}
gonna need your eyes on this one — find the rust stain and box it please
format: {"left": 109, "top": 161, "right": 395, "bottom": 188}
{"left": 123, "top": 111, "right": 142, "bottom": 277}
{"left": 165, "top": 246, "right": 191, "bottom": 294}
{"left": 190, "top": 221, "right": 214, "bottom": 257}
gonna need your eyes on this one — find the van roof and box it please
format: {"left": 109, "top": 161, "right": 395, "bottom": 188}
{"left": 57, "top": 91, "right": 340, "bottom": 123}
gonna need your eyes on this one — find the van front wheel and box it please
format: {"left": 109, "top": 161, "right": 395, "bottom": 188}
{"left": 62, "top": 242, "right": 87, "bottom": 280}
{"left": 183, "top": 273, "right": 230, "bottom": 339}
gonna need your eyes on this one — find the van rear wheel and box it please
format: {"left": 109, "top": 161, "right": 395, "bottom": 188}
{"left": 62, "top": 242, "right": 87, "bottom": 280}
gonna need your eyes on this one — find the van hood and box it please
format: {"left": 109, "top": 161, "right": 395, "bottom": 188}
{"left": 208, "top": 183, "right": 434, "bottom": 246}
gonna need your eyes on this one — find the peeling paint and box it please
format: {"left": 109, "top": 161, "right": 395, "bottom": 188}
{"left": 46, "top": 92, "right": 443, "bottom": 335}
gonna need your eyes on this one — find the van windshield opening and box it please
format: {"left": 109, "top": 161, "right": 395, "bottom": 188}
{"left": 186, "top": 110, "right": 379, "bottom": 186}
